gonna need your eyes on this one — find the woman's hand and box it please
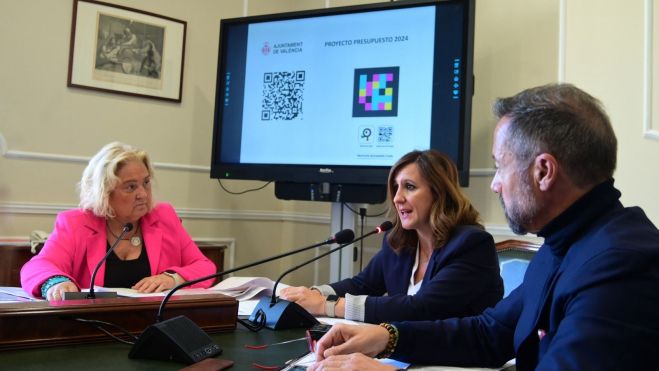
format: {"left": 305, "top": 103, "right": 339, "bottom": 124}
{"left": 132, "top": 273, "right": 175, "bottom": 293}
{"left": 309, "top": 353, "right": 397, "bottom": 371}
{"left": 47, "top": 281, "right": 79, "bottom": 301}
{"left": 279, "top": 286, "right": 326, "bottom": 315}
{"left": 315, "top": 323, "right": 390, "bottom": 361}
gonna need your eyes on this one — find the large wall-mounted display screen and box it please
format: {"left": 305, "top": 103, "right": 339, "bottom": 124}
{"left": 211, "top": 0, "right": 475, "bottom": 190}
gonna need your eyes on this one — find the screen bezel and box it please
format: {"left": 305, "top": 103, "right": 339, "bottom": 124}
{"left": 210, "top": 0, "right": 475, "bottom": 187}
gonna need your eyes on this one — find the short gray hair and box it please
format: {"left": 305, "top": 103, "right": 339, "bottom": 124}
{"left": 493, "top": 83, "right": 617, "bottom": 188}
{"left": 78, "top": 142, "right": 155, "bottom": 218}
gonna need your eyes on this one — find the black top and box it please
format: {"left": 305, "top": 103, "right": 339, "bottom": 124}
{"left": 104, "top": 241, "right": 151, "bottom": 288}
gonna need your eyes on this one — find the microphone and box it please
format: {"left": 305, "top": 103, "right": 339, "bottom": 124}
{"left": 64, "top": 223, "right": 134, "bottom": 300}
{"left": 154, "top": 228, "right": 355, "bottom": 322}
{"left": 249, "top": 220, "right": 393, "bottom": 330}
{"left": 128, "top": 229, "right": 354, "bottom": 364}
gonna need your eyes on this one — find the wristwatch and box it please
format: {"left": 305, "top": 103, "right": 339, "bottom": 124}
{"left": 325, "top": 295, "right": 339, "bottom": 317}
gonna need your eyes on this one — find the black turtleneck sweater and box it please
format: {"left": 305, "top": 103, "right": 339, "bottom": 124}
{"left": 390, "top": 179, "right": 659, "bottom": 371}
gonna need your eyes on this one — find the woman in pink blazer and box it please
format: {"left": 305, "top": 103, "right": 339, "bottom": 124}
{"left": 21, "top": 142, "right": 216, "bottom": 300}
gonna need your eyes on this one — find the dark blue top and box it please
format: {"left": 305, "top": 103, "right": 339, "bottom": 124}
{"left": 330, "top": 225, "right": 503, "bottom": 323}
{"left": 390, "top": 180, "right": 659, "bottom": 371}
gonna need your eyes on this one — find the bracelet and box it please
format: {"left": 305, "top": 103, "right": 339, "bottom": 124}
{"left": 162, "top": 271, "right": 183, "bottom": 286}
{"left": 40, "top": 275, "right": 70, "bottom": 298}
{"left": 377, "top": 323, "right": 399, "bottom": 359}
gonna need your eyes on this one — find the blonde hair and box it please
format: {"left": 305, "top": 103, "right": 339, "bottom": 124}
{"left": 78, "top": 142, "right": 155, "bottom": 218}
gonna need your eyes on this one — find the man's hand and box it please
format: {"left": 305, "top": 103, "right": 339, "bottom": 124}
{"left": 315, "top": 323, "right": 390, "bottom": 361}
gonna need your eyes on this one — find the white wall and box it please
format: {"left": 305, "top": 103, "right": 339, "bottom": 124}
{"left": 563, "top": 0, "right": 659, "bottom": 223}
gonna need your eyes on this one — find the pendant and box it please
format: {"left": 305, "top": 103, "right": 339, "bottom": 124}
{"left": 130, "top": 236, "right": 142, "bottom": 247}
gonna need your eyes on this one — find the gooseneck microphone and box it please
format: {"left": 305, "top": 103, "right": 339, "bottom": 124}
{"left": 270, "top": 228, "right": 358, "bottom": 305}
{"left": 64, "top": 222, "right": 134, "bottom": 300}
{"left": 250, "top": 221, "right": 393, "bottom": 330}
{"left": 154, "top": 228, "right": 355, "bottom": 322}
{"left": 128, "top": 229, "right": 355, "bottom": 364}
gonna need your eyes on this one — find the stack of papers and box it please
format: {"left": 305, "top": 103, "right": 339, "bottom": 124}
{"left": 209, "top": 276, "right": 288, "bottom": 301}
{"left": 0, "top": 277, "right": 289, "bottom": 316}
{"left": 0, "top": 287, "right": 41, "bottom": 302}
{"left": 86, "top": 276, "right": 286, "bottom": 301}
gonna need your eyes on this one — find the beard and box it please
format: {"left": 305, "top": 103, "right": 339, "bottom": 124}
{"left": 499, "top": 175, "right": 540, "bottom": 235}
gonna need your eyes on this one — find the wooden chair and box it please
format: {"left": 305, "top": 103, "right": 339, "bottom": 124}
{"left": 495, "top": 239, "right": 541, "bottom": 297}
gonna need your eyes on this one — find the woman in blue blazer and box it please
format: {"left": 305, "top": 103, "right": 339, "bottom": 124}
{"left": 281, "top": 150, "right": 503, "bottom": 323}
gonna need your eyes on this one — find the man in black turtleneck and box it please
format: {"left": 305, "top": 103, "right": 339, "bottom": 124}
{"left": 308, "top": 84, "right": 659, "bottom": 371}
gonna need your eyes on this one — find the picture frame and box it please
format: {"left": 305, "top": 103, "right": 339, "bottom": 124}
{"left": 67, "top": 0, "right": 186, "bottom": 102}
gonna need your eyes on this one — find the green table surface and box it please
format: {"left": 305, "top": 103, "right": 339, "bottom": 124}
{"left": 1, "top": 323, "right": 310, "bottom": 370}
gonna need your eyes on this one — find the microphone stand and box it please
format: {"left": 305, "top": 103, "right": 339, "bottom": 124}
{"left": 64, "top": 223, "right": 134, "bottom": 300}
{"left": 155, "top": 229, "right": 353, "bottom": 322}
{"left": 250, "top": 221, "right": 393, "bottom": 330}
{"left": 129, "top": 230, "right": 353, "bottom": 364}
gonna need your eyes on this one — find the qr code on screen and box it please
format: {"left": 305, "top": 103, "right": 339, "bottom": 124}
{"left": 262, "top": 71, "right": 305, "bottom": 121}
{"left": 378, "top": 126, "right": 393, "bottom": 143}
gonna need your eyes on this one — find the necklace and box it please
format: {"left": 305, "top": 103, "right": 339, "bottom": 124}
{"left": 130, "top": 234, "right": 142, "bottom": 247}
{"left": 107, "top": 223, "right": 142, "bottom": 247}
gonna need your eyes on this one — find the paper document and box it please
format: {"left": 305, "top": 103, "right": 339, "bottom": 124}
{"left": 0, "top": 287, "right": 42, "bottom": 302}
{"left": 210, "top": 276, "right": 289, "bottom": 301}
{"left": 78, "top": 276, "right": 290, "bottom": 301}
{"left": 316, "top": 317, "right": 360, "bottom": 326}
{"left": 281, "top": 351, "right": 411, "bottom": 370}
{"left": 84, "top": 286, "right": 216, "bottom": 298}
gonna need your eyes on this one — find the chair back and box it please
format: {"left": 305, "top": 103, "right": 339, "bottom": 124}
{"left": 496, "top": 239, "right": 540, "bottom": 297}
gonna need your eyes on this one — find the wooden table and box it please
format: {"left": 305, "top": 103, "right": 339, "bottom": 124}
{"left": 0, "top": 295, "right": 308, "bottom": 370}
{"left": 0, "top": 294, "right": 238, "bottom": 351}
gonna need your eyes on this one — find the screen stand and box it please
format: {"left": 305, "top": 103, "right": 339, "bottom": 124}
{"left": 328, "top": 202, "right": 355, "bottom": 282}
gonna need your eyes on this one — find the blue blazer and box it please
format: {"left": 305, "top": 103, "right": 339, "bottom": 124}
{"left": 330, "top": 225, "right": 503, "bottom": 323}
{"left": 390, "top": 181, "right": 659, "bottom": 371}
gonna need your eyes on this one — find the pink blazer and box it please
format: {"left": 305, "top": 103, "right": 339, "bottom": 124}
{"left": 21, "top": 203, "right": 216, "bottom": 297}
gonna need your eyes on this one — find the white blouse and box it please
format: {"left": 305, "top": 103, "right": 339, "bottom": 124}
{"left": 407, "top": 244, "right": 423, "bottom": 295}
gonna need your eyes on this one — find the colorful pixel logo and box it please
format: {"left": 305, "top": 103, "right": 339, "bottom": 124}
{"left": 353, "top": 67, "right": 399, "bottom": 117}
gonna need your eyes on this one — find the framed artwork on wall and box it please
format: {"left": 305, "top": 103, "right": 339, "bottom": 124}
{"left": 67, "top": 0, "right": 186, "bottom": 102}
